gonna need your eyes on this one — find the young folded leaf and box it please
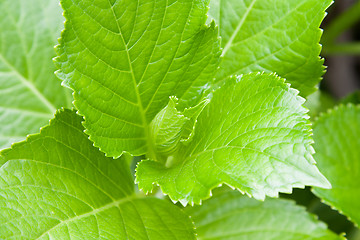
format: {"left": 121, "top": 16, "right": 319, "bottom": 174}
{"left": 185, "top": 190, "right": 343, "bottom": 240}
{"left": 149, "top": 96, "right": 188, "bottom": 159}
{"left": 0, "top": 0, "right": 71, "bottom": 149}
{"left": 136, "top": 72, "right": 330, "bottom": 205}
{"left": 149, "top": 96, "right": 210, "bottom": 162}
{"left": 208, "top": 0, "right": 332, "bottom": 96}
{"left": 55, "top": 0, "right": 221, "bottom": 158}
{"left": 312, "top": 104, "right": 360, "bottom": 227}
{"left": 181, "top": 97, "right": 210, "bottom": 144}
{"left": 0, "top": 109, "right": 195, "bottom": 239}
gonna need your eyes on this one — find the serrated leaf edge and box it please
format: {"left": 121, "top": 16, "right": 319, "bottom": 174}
{"left": 312, "top": 103, "right": 360, "bottom": 228}
{"left": 135, "top": 72, "right": 331, "bottom": 206}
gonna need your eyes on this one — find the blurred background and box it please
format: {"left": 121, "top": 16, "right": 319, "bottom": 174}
{"left": 321, "top": 0, "right": 360, "bottom": 99}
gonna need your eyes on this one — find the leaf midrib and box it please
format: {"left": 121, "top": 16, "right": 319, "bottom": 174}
{"left": 106, "top": 0, "right": 154, "bottom": 158}
{"left": 217, "top": 0, "right": 317, "bottom": 83}
{"left": 0, "top": 53, "right": 56, "bottom": 113}
{"left": 36, "top": 194, "right": 137, "bottom": 239}
{"left": 0, "top": 106, "right": 52, "bottom": 117}
{"left": 221, "top": 0, "right": 257, "bottom": 57}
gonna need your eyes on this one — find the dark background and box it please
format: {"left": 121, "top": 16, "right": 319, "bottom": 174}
{"left": 322, "top": 0, "right": 360, "bottom": 99}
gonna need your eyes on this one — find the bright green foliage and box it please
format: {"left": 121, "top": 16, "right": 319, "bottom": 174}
{"left": 150, "top": 96, "right": 188, "bottom": 158}
{"left": 55, "top": 0, "right": 221, "bottom": 158}
{"left": 185, "top": 190, "right": 343, "bottom": 240}
{"left": 208, "top": 0, "right": 332, "bottom": 96}
{"left": 149, "top": 96, "right": 209, "bottom": 162}
{"left": 136, "top": 73, "right": 330, "bottom": 205}
{"left": 312, "top": 104, "right": 360, "bottom": 227}
{"left": 0, "top": 0, "right": 72, "bottom": 149}
{"left": 0, "top": 109, "right": 195, "bottom": 239}
{"left": 180, "top": 97, "right": 209, "bottom": 144}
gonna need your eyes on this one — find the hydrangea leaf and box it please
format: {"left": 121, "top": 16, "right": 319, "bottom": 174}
{"left": 149, "top": 96, "right": 188, "bottom": 159}
{"left": 149, "top": 96, "right": 210, "bottom": 161}
{"left": 0, "top": 109, "right": 195, "bottom": 239}
{"left": 181, "top": 97, "right": 210, "bottom": 144}
{"left": 209, "top": 0, "right": 332, "bottom": 96}
{"left": 55, "top": 0, "right": 221, "bottom": 158}
{"left": 185, "top": 191, "right": 344, "bottom": 240}
{"left": 0, "top": 0, "right": 72, "bottom": 149}
{"left": 312, "top": 104, "right": 360, "bottom": 226}
{"left": 136, "top": 72, "right": 330, "bottom": 205}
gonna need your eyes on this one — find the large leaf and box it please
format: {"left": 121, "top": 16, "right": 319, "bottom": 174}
{"left": 0, "top": 0, "right": 72, "bottom": 149}
{"left": 0, "top": 109, "right": 195, "bottom": 239}
{"left": 208, "top": 0, "right": 332, "bottom": 96}
{"left": 55, "top": 0, "right": 221, "bottom": 158}
{"left": 185, "top": 190, "right": 343, "bottom": 240}
{"left": 136, "top": 72, "right": 330, "bottom": 205}
{"left": 312, "top": 104, "right": 360, "bottom": 226}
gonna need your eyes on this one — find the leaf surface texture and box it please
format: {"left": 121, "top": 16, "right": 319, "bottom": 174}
{"left": 208, "top": 0, "right": 332, "bottom": 96}
{"left": 185, "top": 191, "right": 343, "bottom": 240}
{"left": 55, "top": 0, "right": 221, "bottom": 157}
{"left": 136, "top": 73, "right": 330, "bottom": 205}
{"left": 312, "top": 104, "right": 360, "bottom": 226}
{"left": 0, "top": 109, "right": 195, "bottom": 239}
{"left": 0, "top": 0, "right": 71, "bottom": 149}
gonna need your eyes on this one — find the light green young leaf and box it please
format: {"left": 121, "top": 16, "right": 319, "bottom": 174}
{"left": 181, "top": 97, "right": 210, "bottom": 143}
{"left": 185, "top": 190, "right": 343, "bottom": 240}
{"left": 0, "top": 109, "right": 195, "bottom": 239}
{"left": 312, "top": 104, "right": 360, "bottom": 227}
{"left": 55, "top": 0, "right": 221, "bottom": 158}
{"left": 136, "top": 72, "right": 330, "bottom": 205}
{"left": 0, "top": 0, "right": 72, "bottom": 149}
{"left": 208, "top": 0, "right": 332, "bottom": 96}
{"left": 150, "top": 96, "right": 188, "bottom": 158}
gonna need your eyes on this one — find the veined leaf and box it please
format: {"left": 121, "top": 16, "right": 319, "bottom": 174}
{"left": 0, "top": 0, "right": 72, "bottom": 149}
{"left": 136, "top": 72, "right": 330, "bottom": 205}
{"left": 149, "top": 96, "right": 188, "bottom": 159}
{"left": 149, "top": 96, "right": 210, "bottom": 161}
{"left": 208, "top": 0, "right": 332, "bottom": 96}
{"left": 55, "top": 0, "right": 221, "bottom": 158}
{"left": 181, "top": 97, "right": 210, "bottom": 144}
{"left": 0, "top": 109, "right": 195, "bottom": 239}
{"left": 312, "top": 104, "right": 360, "bottom": 226}
{"left": 185, "top": 190, "right": 343, "bottom": 240}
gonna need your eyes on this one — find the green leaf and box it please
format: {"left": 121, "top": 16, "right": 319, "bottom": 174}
{"left": 55, "top": 0, "right": 221, "bottom": 158}
{"left": 185, "top": 190, "right": 343, "bottom": 240}
{"left": 149, "top": 96, "right": 210, "bottom": 161}
{"left": 304, "top": 91, "right": 336, "bottom": 120}
{"left": 136, "top": 72, "right": 330, "bottom": 205}
{"left": 150, "top": 96, "right": 188, "bottom": 159}
{"left": 209, "top": 0, "right": 332, "bottom": 96}
{"left": 0, "top": 109, "right": 195, "bottom": 239}
{"left": 181, "top": 97, "right": 210, "bottom": 144}
{"left": 0, "top": 0, "right": 72, "bottom": 149}
{"left": 312, "top": 104, "right": 360, "bottom": 227}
